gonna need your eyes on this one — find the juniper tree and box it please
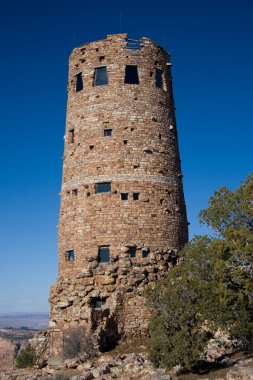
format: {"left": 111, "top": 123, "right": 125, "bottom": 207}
{"left": 146, "top": 173, "right": 253, "bottom": 371}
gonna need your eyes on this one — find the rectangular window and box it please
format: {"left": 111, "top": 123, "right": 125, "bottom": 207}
{"left": 94, "top": 66, "right": 108, "bottom": 86}
{"left": 121, "top": 193, "right": 128, "bottom": 201}
{"left": 66, "top": 250, "right": 75, "bottom": 261}
{"left": 142, "top": 250, "right": 149, "bottom": 258}
{"left": 124, "top": 65, "right": 139, "bottom": 84}
{"left": 75, "top": 73, "right": 83, "bottom": 92}
{"left": 98, "top": 246, "right": 110, "bottom": 263}
{"left": 133, "top": 192, "right": 139, "bottom": 201}
{"left": 69, "top": 129, "right": 74, "bottom": 143}
{"left": 96, "top": 182, "right": 111, "bottom": 193}
{"left": 155, "top": 69, "right": 163, "bottom": 89}
{"left": 104, "top": 129, "right": 112, "bottom": 136}
{"left": 130, "top": 248, "right": 136, "bottom": 258}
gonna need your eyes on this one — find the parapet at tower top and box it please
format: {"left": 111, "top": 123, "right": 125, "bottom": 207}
{"left": 72, "top": 33, "right": 171, "bottom": 58}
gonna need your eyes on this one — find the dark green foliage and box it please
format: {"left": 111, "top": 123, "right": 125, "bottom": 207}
{"left": 146, "top": 173, "right": 253, "bottom": 371}
{"left": 15, "top": 343, "right": 37, "bottom": 368}
{"left": 199, "top": 173, "right": 253, "bottom": 235}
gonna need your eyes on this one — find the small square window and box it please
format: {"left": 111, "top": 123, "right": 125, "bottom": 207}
{"left": 75, "top": 73, "right": 83, "bottom": 92}
{"left": 104, "top": 129, "right": 112, "bottom": 136}
{"left": 155, "top": 69, "right": 163, "bottom": 89}
{"left": 142, "top": 250, "right": 149, "bottom": 258}
{"left": 121, "top": 193, "right": 128, "bottom": 201}
{"left": 66, "top": 250, "right": 75, "bottom": 261}
{"left": 72, "top": 189, "right": 78, "bottom": 196}
{"left": 98, "top": 246, "right": 110, "bottom": 263}
{"left": 96, "top": 182, "right": 111, "bottom": 193}
{"left": 133, "top": 193, "right": 139, "bottom": 201}
{"left": 129, "top": 248, "right": 136, "bottom": 258}
{"left": 124, "top": 65, "right": 139, "bottom": 84}
{"left": 94, "top": 67, "right": 108, "bottom": 86}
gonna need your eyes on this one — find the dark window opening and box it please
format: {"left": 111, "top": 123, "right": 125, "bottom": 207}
{"left": 129, "top": 248, "right": 136, "bottom": 258}
{"left": 75, "top": 73, "right": 83, "bottom": 92}
{"left": 98, "top": 246, "right": 110, "bottom": 263}
{"left": 156, "top": 69, "right": 163, "bottom": 89}
{"left": 159, "top": 134, "right": 162, "bottom": 140}
{"left": 142, "top": 250, "right": 149, "bottom": 258}
{"left": 131, "top": 127, "right": 134, "bottom": 131}
{"left": 99, "top": 56, "right": 105, "bottom": 62}
{"left": 104, "top": 129, "right": 112, "bottom": 136}
{"left": 123, "top": 140, "right": 128, "bottom": 145}
{"left": 96, "top": 182, "right": 111, "bottom": 193}
{"left": 90, "top": 145, "right": 94, "bottom": 150}
{"left": 95, "top": 48, "right": 99, "bottom": 52}
{"left": 150, "top": 72, "right": 153, "bottom": 77}
{"left": 94, "top": 67, "right": 108, "bottom": 86}
{"left": 124, "top": 65, "right": 139, "bottom": 84}
{"left": 66, "top": 250, "right": 75, "bottom": 261}
{"left": 121, "top": 193, "right": 128, "bottom": 201}
{"left": 133, "top": 192, "right": 139, "bottom": 201}
{"left": 92, "top": 297, "right": 106, "bottom": 309}
{"left": 72, "top": 189, "right": 78, "bottom": 196}
{"left": 69, "top": 129, "right": 75, "bottom": 143}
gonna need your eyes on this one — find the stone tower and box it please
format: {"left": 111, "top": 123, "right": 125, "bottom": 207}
{"left": 49, "top": 33, "right": 188, "bottom": 355}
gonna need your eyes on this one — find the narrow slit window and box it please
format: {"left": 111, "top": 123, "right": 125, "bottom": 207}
{"left": 66, "top": 250, "right": 75, "bottom": 261}
{"left": 156, "top": 69, "right": 163, "bottom": 89}
{"left": 69, "top": 129, "right": 74, "bottom": 143}
{"left": 129, "top": 248, "right": 136, "bottom": 258}
{"left": 124, "top": 65, "right": 139, "bottom": 84}
{"left": 133, "top": 192, "right": 139, "bottom": 201}
{"left": 121, "top": 193, "right": 128, "bottom": 201}
{"left": 75, "top": 73, "right": 83, "bottom": 92}
{"left": 98, "top": 246, "right": 110, "bottom": 263}
{"left": 94, "top": 67, "right": 108, "bottom": 86}
{"left": 104, "top": 129, "right": 112, "bottom": 136}
{"left": 96, "top": 182, "right": 111, "bottom": 193}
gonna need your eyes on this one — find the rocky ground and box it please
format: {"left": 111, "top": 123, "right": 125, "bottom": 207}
{"left": 1, "top": 337, "right": 253, "bottom": 380}
{"left": 1, "top": 352, "right": 253, "bottom": 380}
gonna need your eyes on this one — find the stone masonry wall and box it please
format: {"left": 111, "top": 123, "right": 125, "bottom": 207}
{"left": 48, "top": 33, "right": 188, "bottom": 356}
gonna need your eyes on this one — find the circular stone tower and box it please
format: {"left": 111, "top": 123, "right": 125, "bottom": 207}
{"left": 49, "top": 33, "right": 188, "bottom": 355}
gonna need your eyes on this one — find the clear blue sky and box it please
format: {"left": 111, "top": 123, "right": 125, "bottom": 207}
{"left": 0, "top": 0, "right": 252, "bottom": 313}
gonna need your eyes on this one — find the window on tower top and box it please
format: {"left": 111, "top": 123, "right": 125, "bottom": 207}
{"left": 75, "top": 73, "right": 83, "bottom": 92}
{"left": 124, "top": 65, "right": 139, "bottom": 84}
{"left": 94, "top": 67, "right": 108, "bottom": 86}
{"left": 155, "top": 69, "right": 163, "bottom": 89}
{"left": 121, "top": 193, "right": 128, "bottom": 201}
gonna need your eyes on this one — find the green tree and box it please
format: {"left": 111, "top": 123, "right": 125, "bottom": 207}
{"left": 146, "top": 173, "right": 253, "bottom": 371}
{"left": 16, "top": 343, "right": 37, "bottom": 368}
